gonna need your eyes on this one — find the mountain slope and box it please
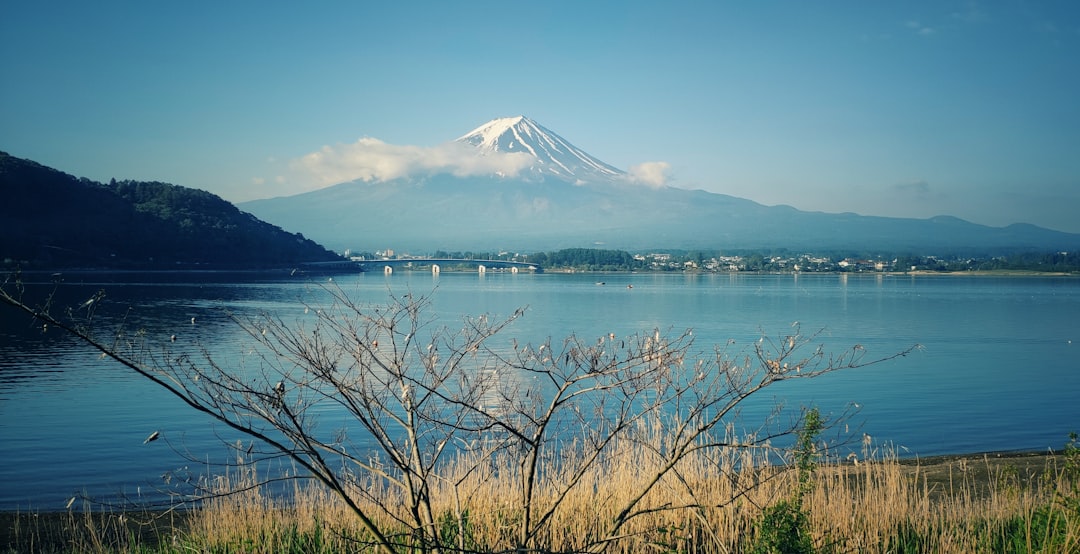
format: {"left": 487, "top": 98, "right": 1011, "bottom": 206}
{"left": 0, "top": 151, "right": 341, "bottom": 268}
{"left": 239, "top": 116, "right": 1080, "bottom": 254}
{"left": 241, "top": 172, "right": 1080, "bottom": 254}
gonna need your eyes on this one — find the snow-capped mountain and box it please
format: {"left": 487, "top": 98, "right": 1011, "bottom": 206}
{"left": 238, "top": 117, "right": 1080, "bottom": 254}
{"left": 456, "top": 116, "right": 625, "bottom": 184}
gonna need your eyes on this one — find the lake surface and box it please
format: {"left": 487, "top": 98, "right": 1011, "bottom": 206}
{"left": 2, "top": 270, "right": 1078, "bottom": 510}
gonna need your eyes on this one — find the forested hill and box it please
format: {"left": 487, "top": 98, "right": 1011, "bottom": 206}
{"left": 0, "top": 151, "right": 342, "bottom": 269}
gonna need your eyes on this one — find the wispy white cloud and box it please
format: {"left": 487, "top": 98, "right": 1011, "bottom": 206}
{"left": 906, "top": 20, "right": 935, "bottom": 35}
{"left": 291, "top": 138, "right": 534, "bottom": 186}
{"left": 625, "top": 161, "right": 672, "bottom": 188}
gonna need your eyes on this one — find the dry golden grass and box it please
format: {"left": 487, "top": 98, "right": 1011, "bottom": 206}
{"left": 5, "top": 439, "right": 1077, "bottom": 552}
{"left": 173, "top": 438, "right": 1080, "bottom": 553}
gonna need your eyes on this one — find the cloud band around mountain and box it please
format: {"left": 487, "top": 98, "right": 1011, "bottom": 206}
{"left": 292, "top": 138, "right": 535, "bottom": 185}
{"left": 626, "top": 161, "right": 671, "bottom": 188}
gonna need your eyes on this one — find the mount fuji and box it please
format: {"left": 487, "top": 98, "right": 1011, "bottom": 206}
{"left": 239, "top": 117, "right": 1079, "bottom": 254}
{"left": 456, "top": 116, "right": 624, "bottom": 184}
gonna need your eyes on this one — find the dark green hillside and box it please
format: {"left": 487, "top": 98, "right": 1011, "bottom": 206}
{"left": 0, "top": 151, "right": 342, "bottom": 268}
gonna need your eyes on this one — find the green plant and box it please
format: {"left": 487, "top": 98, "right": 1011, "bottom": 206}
{"left": 795, "top": 407, "right": 823, "bottom": 498}
{"left": 751, "top": 407, "right": 823, "bottom": 554}
{"left": 1064, "top": 432, "right": 1079, "bottom": 478}
{"left": 975, "top": 508, "right": 1069, "bottom": 554}
{"left": 753, "top": 500, "right": 813, "bottom": 554}
{"left": 437, "top": 508, "right": 476, "bottom": 552}
{"left": 1057, "top": 431, "right": 1080, "bottom": 518}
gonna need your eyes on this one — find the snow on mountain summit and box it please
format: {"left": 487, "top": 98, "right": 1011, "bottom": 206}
{"left": 456, "top": 116, "right": 625, "bottom": 184}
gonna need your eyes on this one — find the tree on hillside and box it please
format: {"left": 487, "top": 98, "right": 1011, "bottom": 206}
{"left": 0, "top": 152, "right": 340, "bottom": 268}
{"left": 0, "top": 276, "right": 916, "bottom": 553}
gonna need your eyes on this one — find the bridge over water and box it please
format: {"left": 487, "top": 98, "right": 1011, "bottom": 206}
{"left": 302, "top": 258, "right": 541, "bottom": 274}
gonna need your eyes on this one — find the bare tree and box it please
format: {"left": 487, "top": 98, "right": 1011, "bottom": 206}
{"left": 463, "top": 322, "right": 907, "bottom": 553}
{"left": 1, "top": 275, "right": 917, "bottom": 553}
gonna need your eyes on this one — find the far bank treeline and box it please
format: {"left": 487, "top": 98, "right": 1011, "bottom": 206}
{"left": 431, "top": 248, "right": 1080, "bottom": 273}
{"left": 0, "top": 152, "right": 341, "bottom": 269}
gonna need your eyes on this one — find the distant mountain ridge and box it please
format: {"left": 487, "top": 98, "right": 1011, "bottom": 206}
{"left": 0, "top": 151, "right": 341, "bottom": 269}
{"left": 240, "top": 116, "right": 1080, "bottom": 254}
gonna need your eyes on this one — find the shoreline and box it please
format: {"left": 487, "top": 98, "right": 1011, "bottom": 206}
{"left": 6, "top": 266, "right": 1078, "bottom": 277}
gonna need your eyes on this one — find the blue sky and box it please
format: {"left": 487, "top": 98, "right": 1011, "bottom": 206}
{"left": 3, "top": 1, "right": 1079, "bottom": 233}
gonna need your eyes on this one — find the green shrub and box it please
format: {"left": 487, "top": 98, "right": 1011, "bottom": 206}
{"left": 753, "top": 500, "right": 814, "bottom": 554}
{"left": 978, "top": 507, "right": 1069, "bottom": 554}
{"left": 751, "top": 407, "right": 823, "bottom": 554}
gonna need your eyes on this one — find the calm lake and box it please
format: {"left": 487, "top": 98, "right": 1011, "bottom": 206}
{"left": 1, "top": 270, "right": 1078, "bottom": 510}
